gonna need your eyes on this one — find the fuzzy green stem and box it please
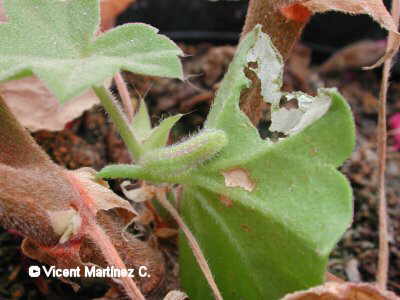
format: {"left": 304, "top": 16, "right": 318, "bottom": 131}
{"left": 93, "top": 85, "right": 142, "bottom": 160}
{"left": 97, "top": 164, "right": 148, "bottom": 180}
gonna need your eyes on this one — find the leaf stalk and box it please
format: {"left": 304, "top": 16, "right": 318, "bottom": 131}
{"left": 93, "top": 85, "right": 142, "bottom": 160}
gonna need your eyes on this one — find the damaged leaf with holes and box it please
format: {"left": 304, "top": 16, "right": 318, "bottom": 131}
{"left": 99, "top": 25, "right": 355, "bottom": 299}
{"left": 179, "top": 27, "right": 355, "bottom": 300}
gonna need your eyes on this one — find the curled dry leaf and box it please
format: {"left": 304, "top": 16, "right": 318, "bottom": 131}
{"left": 0, "top": 96, "right": 165, "bottom": 295}
{"left": 282, "top": 0, "right": 398, "bottom": 33}
{"left": 0, "top": 76, "right": 100, "bottom": 132}
{"left": 280, "top": 0, "right": 400, "bottom": 67}
{"left": 282, "top": 282, "right": 400, "bottom": 300}
{"left": 319, "top": 40, "right": 387, "bottom": 73}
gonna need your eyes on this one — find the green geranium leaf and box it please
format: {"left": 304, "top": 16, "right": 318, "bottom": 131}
{"left": 178, "top": 27, "right": 355, "bottom": 299}
{"left": 131, "top": 100, "right": 152, "bottom": 141}
{"left": 131, "top": 99, "right": 183, "bottom": 151}
{"left": 142, "top": 113, "right": 183, "bottom": 151}
{"left": 0, "top": 0, "right": 183, "bottom": 103}
{"left": 98, "top": 26, "right": 355, "bottom": 299}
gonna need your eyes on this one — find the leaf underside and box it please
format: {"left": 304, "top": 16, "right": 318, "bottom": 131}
{"left": 0, "top": 0, "right": 183, "bottom": 103}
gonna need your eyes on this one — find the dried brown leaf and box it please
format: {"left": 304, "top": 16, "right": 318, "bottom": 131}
{"left": 319, "top": 40, "right": 387, "bottom": 73}
{"left": 70, "top": 168, "right": 137, "bottom": 220}
{"left": 281, "top": 0, "right": 400, "bottom": 68}
{"left": 0, "top": 77, "right": 100, "bottom": 132}
{"left": 282, "top": 282, "right": 400, "bottom": 300}
{"left": 297, "top": 0, "right": 398, "bottom": 33}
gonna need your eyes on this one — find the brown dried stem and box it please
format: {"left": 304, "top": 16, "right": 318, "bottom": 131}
{"left": 376, "top": 0, "right": 400, "bottom": 289}
{"left": 155, "top": 189, "right": 223, "bottom": 300}
{"left": 240, "top": 0, "right": 308, "bottom": 125}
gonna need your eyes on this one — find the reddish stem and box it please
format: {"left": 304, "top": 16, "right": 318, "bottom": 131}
{"left": 85, "top": 225, "right": 145, "bottom": 300}
{"left": 114, "top": 72, "right": 134, "bottom": 123}
{"left": 67, "top": 174, "right": 145, "bottom": 300}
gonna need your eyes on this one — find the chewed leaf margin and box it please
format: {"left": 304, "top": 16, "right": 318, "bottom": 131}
{"left": 178, "top": 25, "right": 355, "bottom": 300}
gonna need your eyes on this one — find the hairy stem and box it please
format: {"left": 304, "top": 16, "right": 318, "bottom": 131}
{"left": 66, "top": 173, "right": 146, "bottom": 300}
{"left": 241, "top": 0, "right": 307, "bottom": 58}
{"left": 376, "top": 0, "right": 400, "bottom": 289}
{"left": 114, "top": 72, "right": 134, "bottom": 123}
{"left": 86, "top": 225, "right": 145, "bottom": 300}
{"left": 93, "top": 85, "right": 142, "bottom": 160}
{"left": 240, "top": 0, "right": 308, "bottom": 125}
{"left": 155, "top": 190, "right": 223, "bottom": 300}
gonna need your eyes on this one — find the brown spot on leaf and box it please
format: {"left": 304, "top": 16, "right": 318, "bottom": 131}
{"left": 222, "top": 168, "right": 255, "bottom": 192}
{"left": 240, "top": 224, "right": 252, "bottom": 233}
{"left": 219, "top": 195, "right": 233, "bottom": 207}
{"left": 309, "top": 147, "right": 318, "bottom": 156}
